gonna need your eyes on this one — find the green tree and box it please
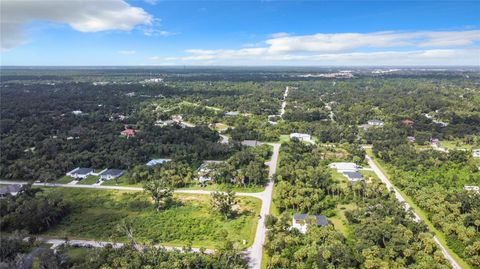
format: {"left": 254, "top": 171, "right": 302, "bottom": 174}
{"left": 211, "top": 190, "right": 237, "bottom": 220}
{"left": 144, "top": 178, "right": 174, "bottom": 211}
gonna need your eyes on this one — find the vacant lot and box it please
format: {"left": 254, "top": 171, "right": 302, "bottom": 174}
{"left": 39, "top": 188, "right": 261, "bottom": 249}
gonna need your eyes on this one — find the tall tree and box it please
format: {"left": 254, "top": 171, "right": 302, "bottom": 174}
{"left": 143, "top": 178, "right": 174, "bottom": 211}
{"left": 211, "top": 190, "right": 237, "bottom": 220}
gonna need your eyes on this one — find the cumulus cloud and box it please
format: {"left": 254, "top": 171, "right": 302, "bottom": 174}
{"left": 1, "top": 0, "right": 153, "bottom": 51}
{"left": 164, "top": 30, "right": 480, "bottom": 65}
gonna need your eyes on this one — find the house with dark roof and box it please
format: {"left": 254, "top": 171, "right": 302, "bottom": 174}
{"left": 292, "top": 214, "right": 328, "bottom": 233}
{"left": 0, "top": 184, "right": 23, "bottom": 197}
{"left": 343, "top": 171, "right": 363, "bottom": 182}
{"left": 99, "top": 169, "right": 124, "bottom": 180}
{"left": 66, "top": 167, "right": 94, "bottom": 179}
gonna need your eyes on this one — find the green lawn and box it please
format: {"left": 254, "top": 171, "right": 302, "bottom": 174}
{"left": 180, "top": 183, "right": 265, "bottom": 193}
{"left": 39, "top": 188, "right": 261, "bottom": 250}
{"left": 100, "top": 174, "right": 143, "bottom": 187}
{"left": 441, "top": 140, "right": 477, "bottom": 150}
{"left": 101, "top": 174, "right": 265, "bottom": 192}
{"left": 365, "top": 149, "right": 471, "bottom": 269}
{"left": 330, "top": 203, "right": 356, "bottom": 237}
{"left": 55, "top": 176, "right": 74, "bottom": 184}
{"left": 77, "top": 175, "right": 100, "bottom": 185}
{"left": 278, "top": 135, "right": 290, "bottom": 143}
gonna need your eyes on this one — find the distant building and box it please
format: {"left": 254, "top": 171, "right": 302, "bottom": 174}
{"left": 171, "top": 115, "right": 183, "bottom": 123}
{"left": 402, "top": 119, "right": 414, "bottom": 126}
{"left": 359, "top": 124, "right": 373, "bottom": 131}
{"left": 0, "top": 184, "right": 22, "bottom": 197}
{"left": 430, "top": 138, "right": 440, "bottom": 148}
{"left": 225, "top": 111, "right": 239, "bottom": 116}
{"left": 99, "top": 169, "right": 124, "bottom": 180}
{"left": 72, "top": 110, "right": 83, "bottom": 115}
{"left": 343, "top": 171, "right": 363, "bottom": 182}
{"left": 241, "top": 140, "right": 262, "bottom": 147}
{"left": 473, "top": 149, "right": 480, "bottom": 158}
{"left": 407, "top": 136, "right": 416, "bottom": 143}
{"left": 329, "top": 162, "right": 359, "bottom": 172}
{"left": 146, "top": 159, "right": 171, "bottom": 167}
{"left": 155, "top": 119, "right": 175, "bottom": 127}
{"left": 464, "top": 185, "right": 479, "bottom": 192}
{"left": 66, "top": 167, "right": 94, "bottom": 179}
{"left": 121, "top": 128, "right": 137, "bottom": 138}
{"left": 367, "top": 119, "right": 384, "bottom": 126}
{"left": 290, "top": 133, "right": 311, "bottom": 142}
{"left": 292, "top": 214, "right": 329, "bottom": 234}
{"left": 196, "top": 161, "right": 223, "bottom": 183}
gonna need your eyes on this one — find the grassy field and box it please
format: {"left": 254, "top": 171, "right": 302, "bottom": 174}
{"left": 39, "top": 188, "right": 261, "bottom": 250}
{"left": 77, "top": 175, "right": 100, "bottom": 185}
{"left": 55, "top": 176, "right": 74, "bottom": 184}
{"left": 101, "top": 174, "right": 265, "bottom": 192}
{"left": 180, "top": 183, "right": 265, "bottom": 193}
{"left": 441, "top": 140, "right": 477, "bottom": 150}
{"left": 365, "top": 149, "right": 471, "bottom": 269}
{"left": 278, "top": 135, "right": 290, "bottom": 143}
{"left": 100, "top": 175, "right": 143, "bottom": 187}
{"left": 330, "top": 203, "right": 356, "bottom": 237}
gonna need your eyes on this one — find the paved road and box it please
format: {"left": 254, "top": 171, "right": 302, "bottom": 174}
{"left": 279, "top": 86, "right": 289, "bottom": 117}
{"left": 366, "top": 154, "right": 461, "bottom": 269}
{"left": 0, "top": 180, "right": 263, "bottom": 199}
{"left": 246, "top": 143, "right": 280, "bottom": 269}
{"left": 2, "top": 143, "right": 282, "bottom": 269}
{"left": 35, "top": 237, "right": 213, "bottom": 254}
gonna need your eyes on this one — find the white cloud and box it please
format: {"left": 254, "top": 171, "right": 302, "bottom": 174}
{"left": 118, "top": 50, "right": 136, "bottom": 55}
{"left": 163, "top": 30, "right": 480, "bottom": 65}
{"left": 144, "top": 0, "right": 158, "bottom": 5}
{"left": 1, "top": 0, "right": 153, "bottom": 51}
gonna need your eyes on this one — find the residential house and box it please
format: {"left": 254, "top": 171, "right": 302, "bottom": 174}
{"left": 72, "top": 110, "right": 83, "bottom": 115}
{"left": 241, "top": 140, "right": 262, "bottom": 147}
{"left": 473, "top": 149, "right": 480, "bottom": 158}
{"left": 402, "top": 119, "right": 414, "bottom": 126}
{"left": 0, "top": 184, "right": 22, "bottom": 197}
{"left": 146, "top": 159, "right": 171, "bottom": 167}
{"left": 196, "top": 161, "right": 223, "bottom": 183}
{"left": 225, "top": 111, "right": 239, "bottom": 116}
{"left": 343, "top": 171, "right": 363, "bottom": 182}
{"left": 99, "top": 169, "right": 124, "bottom": 180}
{"left": 464, "top": 185, "right": 480, "bottom": 192}
{"left": 329, "top": 162, "right": 359, "bottom": 172}
{"left": 290, "top": 133, "right": 311, "bottom": 142}
{"left": 367, "top": 119, "right": 384, "bottom": 126}
{"left": 171, "top": 115, "right": 183, "bottom": 123}
{"left": 66, "top": 167, "right": 94, "bottom": 179}
{"left": 121, "top": 128, "right": 137, "bottom": 138}
{"left": 407, "top": 136, "right": 416, "bottom": 143}
{"left": 430, "top": 138, "right": 440, "bottom": 148}
{"left": 155, "top": 119, "right": 175, "bottom": 127}
{"left": 292, "top": 214, "right": 329, "bottom": 234}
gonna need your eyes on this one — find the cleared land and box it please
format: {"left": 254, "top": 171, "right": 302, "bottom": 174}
{"left": 39, "top": 188, "right": 261, "bottom": 250}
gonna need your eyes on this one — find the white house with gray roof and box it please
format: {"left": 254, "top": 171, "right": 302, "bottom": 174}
{"left": 66, "top": 167, "right": 94, "bottom": 179}
{"left": 292, "top": 214, "right": 329, "bottom": 234}
{"left": 99, "top": 169, "right": 124, "bottom": 180}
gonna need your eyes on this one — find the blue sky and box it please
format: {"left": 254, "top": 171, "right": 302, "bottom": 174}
{"left": 1, "top": 0, "right": 479, "bottom": 66}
